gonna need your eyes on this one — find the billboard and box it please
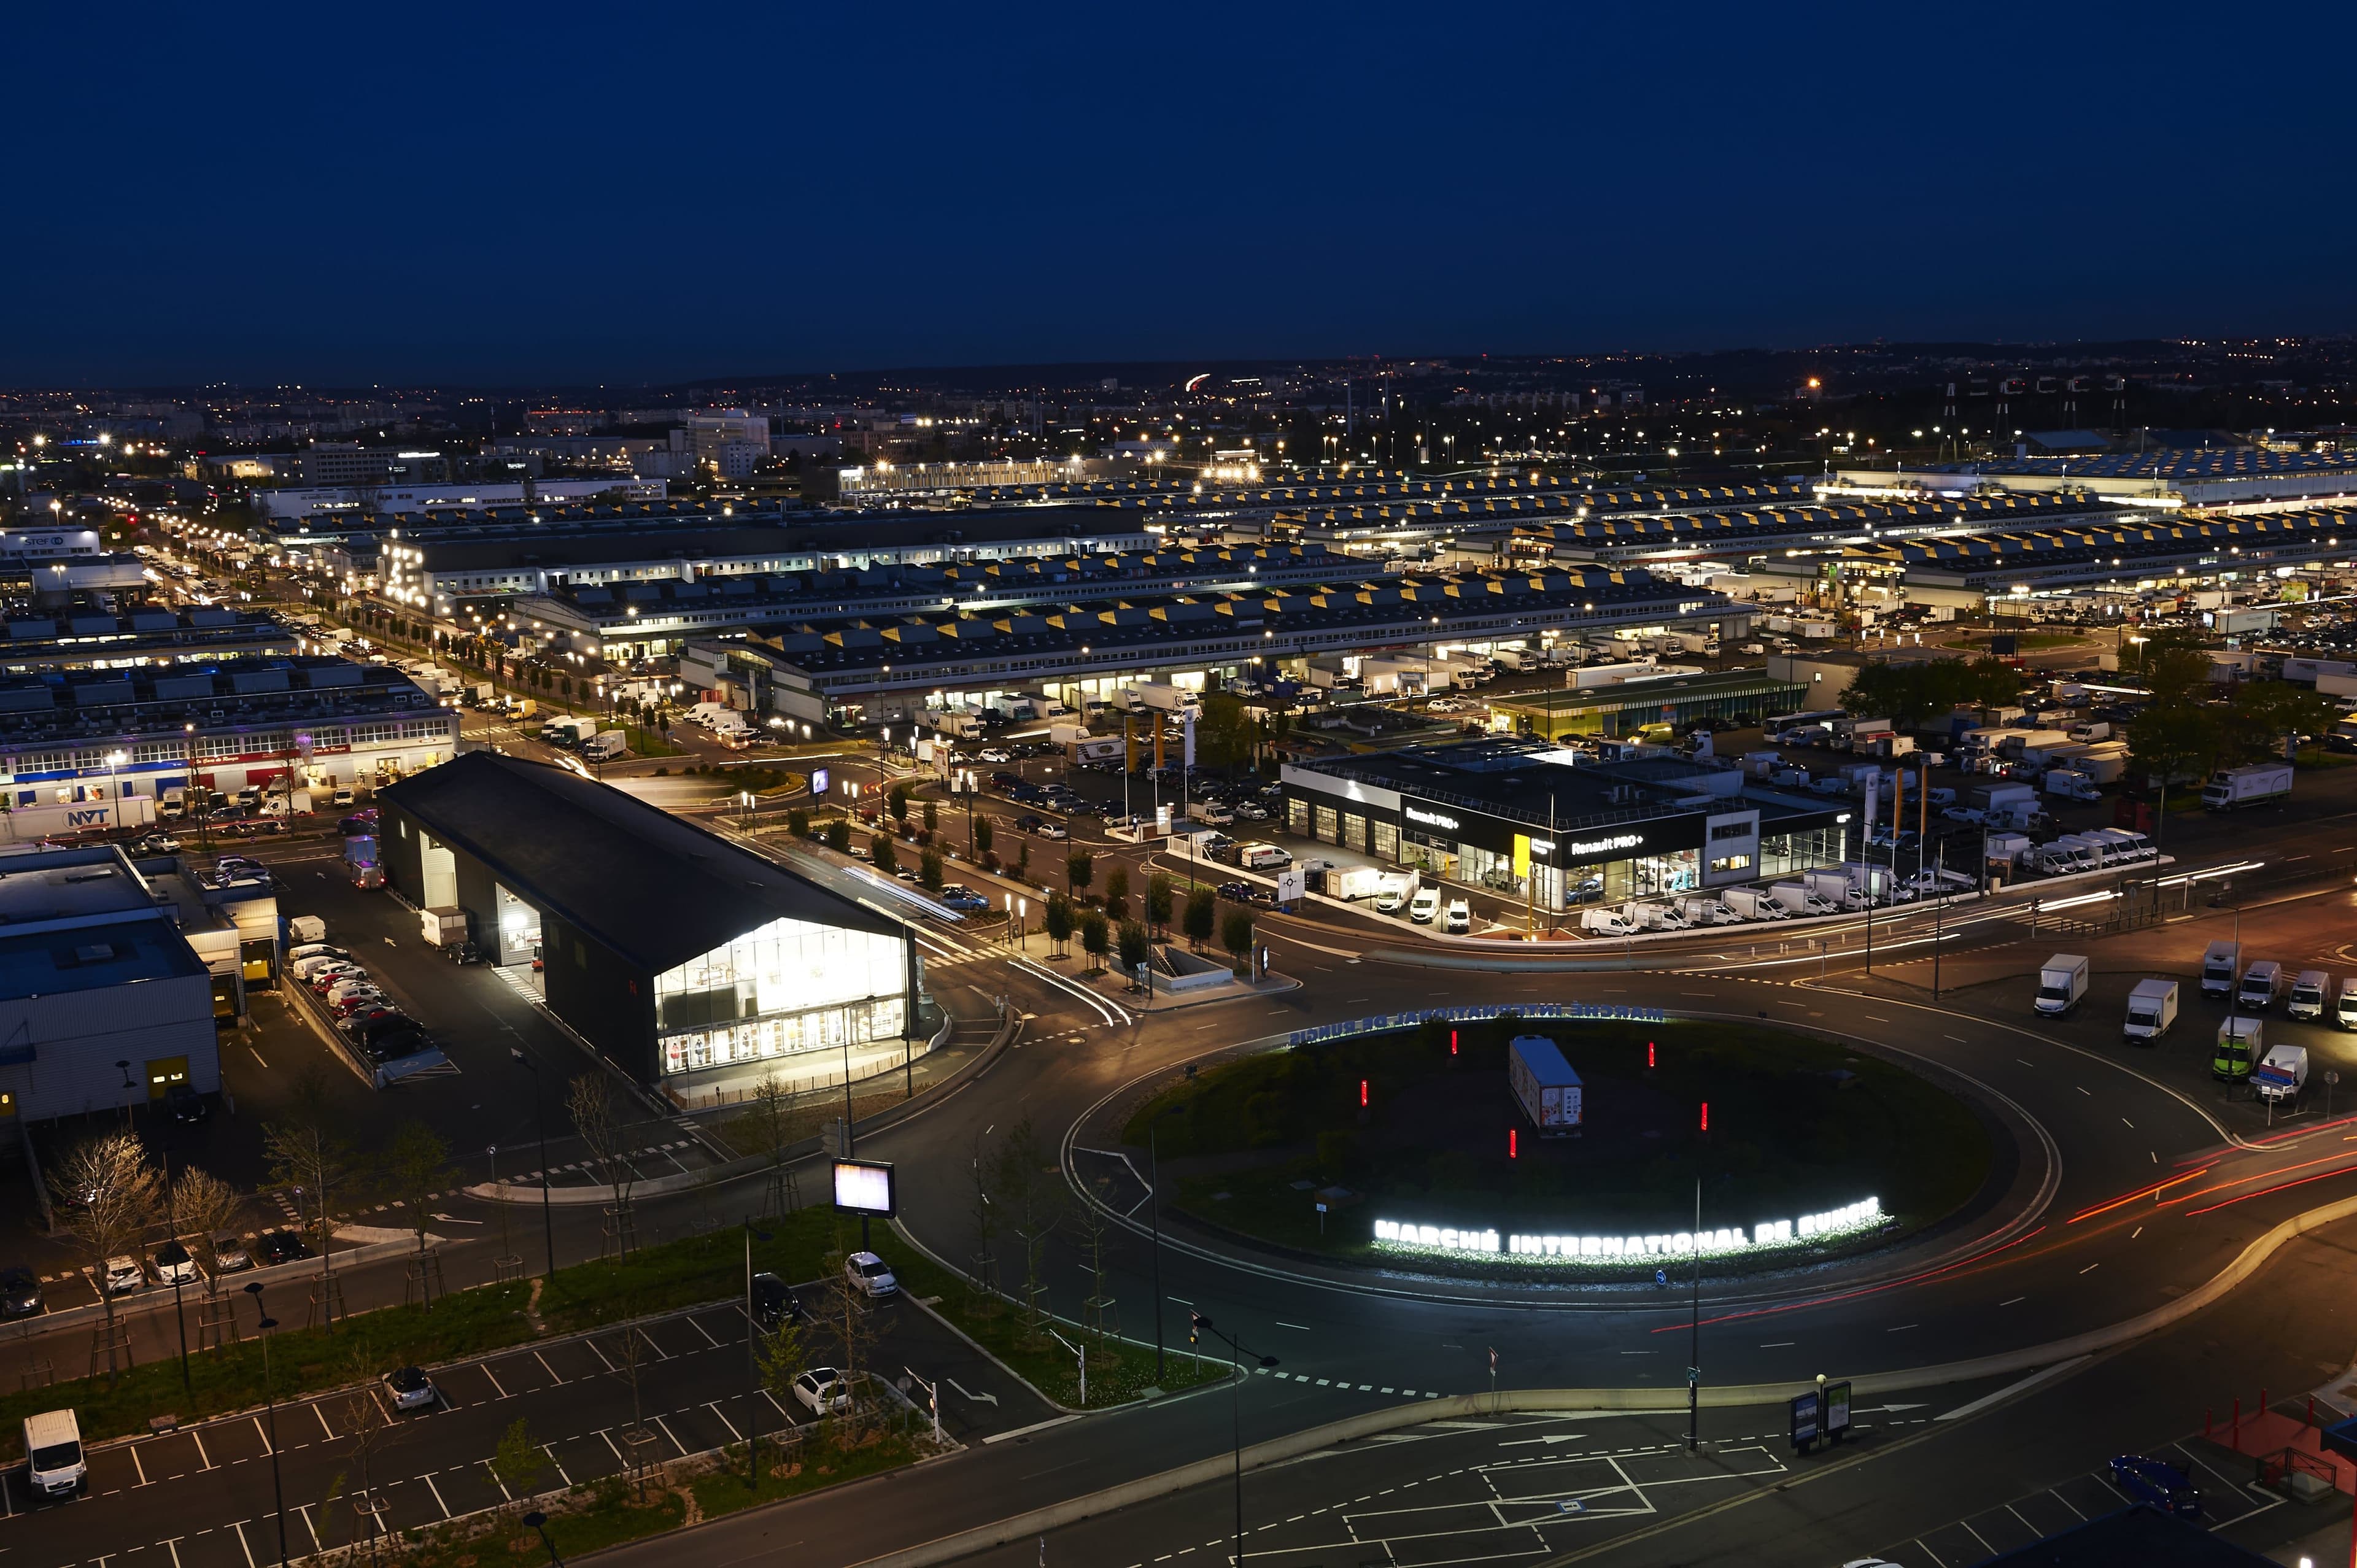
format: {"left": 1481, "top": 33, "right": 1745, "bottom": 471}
{"left": 832, "top": 1157, "right": 896, "bottom": 1216}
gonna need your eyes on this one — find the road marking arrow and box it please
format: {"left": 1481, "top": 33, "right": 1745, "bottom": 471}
{"left": 1499, "top": 1434, "right": 1589, "bottom": 1446}
{"left": 946, "top": 1377, "right": 999, "bottom": 1407}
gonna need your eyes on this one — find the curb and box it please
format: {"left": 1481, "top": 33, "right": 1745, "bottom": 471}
{"left": 845, "top": 1188, "right": 2357, "bottom": 1568}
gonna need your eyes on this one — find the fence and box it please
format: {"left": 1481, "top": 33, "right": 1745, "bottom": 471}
{"left": 1287, "top": 1001, "right": 1667, "bottom": 1049}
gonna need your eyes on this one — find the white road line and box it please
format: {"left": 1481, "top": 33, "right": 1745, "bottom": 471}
{"left": 190, "top": 1430, "right": 213, "bottom": 1470}
{"left": 131, "top": 1445, "right": 149, "bottom": 1486}
{"left": 164, "top": 1535, "right": 184, "bottom": 1568}
{"left": 421, "top": 1473, "right": 452, "bottom": 1520}
{"left": 230, "top": 1520, "right": 257, "bottom": 1568}
{"left": 587, "top": 1338, "right": 619, "bottom": 1373}
{"left": 706, "top": 1402, "right": 743, "bottom": 1442}
{"left": 541, "top": 1445, "right": 573, "bottom": 1486}
{"left": 599, "top": 1429, "right": 627, "bottom": 1465}
{"left": 480, "top": 1363, "right": 509, "bottom": 1399}
{"left": 484, "top": 1460, "right": 512, "bottom": 1502}
{"left": 1274, "top": 1321, "right": 1309, "bottom": 1330}
{"left": 1936, "top": 1356, "right": 2091, "bottom": 1421}
{"left": 533, "top": 1350, "right": 565, "bottom": 1385}
{"left": 253, "top": 1416, "right": 273, "bottom": 1455}
{"left": 313, "top": 1405, "right": 336, "bottom": 1441}
{"left": 296, "top": 1503, "right": 323, "bottom": 1553}
{"left": 686, "top": 1316, "right": 723, "bottom": 1350}
{"left": 653, "top": 1415, "right": 688, "bottom": 1455}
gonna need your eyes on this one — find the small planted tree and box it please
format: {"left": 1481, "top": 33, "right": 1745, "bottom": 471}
{"left": 1117, "top": 919, "right": 1151, "bottom": 975}
{"left": 888, "top": 783, "right": 911, "bottom": 827}
{"left": 1147, "top": 871, "right": 1175, "bottom": 937}
{"left": 1104, "top": 865, "right": 1131, "bottom": 922}
{"left": 1221, "top": 909, "right": 1256, "bottom": 973}
{"left": 922, "top": 797, "right": 939, "bottom": 834}
{"left": 50, "top": 1131, "right": 159, "bottom": 1385}
{"left": 1079, "top": 910, "right": 1111, "bottom": 971}
{"left": 824, "top": 817, "right": 851, "bottom": 854}
{"left": 1066, "top": 848, "right": 1095, "bottom": 897}
{"left": 381, "top": 1120, "right": 451, "bottom": 1308}
{"left": 1183, "top": 887, "right": 1217, "bottom": 950}
{"left": 787, "top": 806, "right": 811, "bottom": 838}
{"left": 1043, "top": 892, "right": 1076, "bottom": 957}
{"left": 919, "top": 848, "right": 944, "bottom": 890}
{"left": 870, "top": 833, "right": 897, "bottom": 876}
{"left": 973, "top": 814, "right": 994, "bottom": 859}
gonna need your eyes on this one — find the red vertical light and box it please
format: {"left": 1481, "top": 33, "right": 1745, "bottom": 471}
{"left": 1700, "top": 1101, "right": 1709, "bottom": 1133}
{"left": 1450, "top": 1029, "right": 1459, "bottom": 1056}
{"left": 1360, "top": 1078, "right": 1369, "bottom": 1108}
{"left": 1647, "top": 1040, "right": 1656, "bottom": 1069}
{"left": 1509, "top": 1127, "right": 1518, "bottom": 1159}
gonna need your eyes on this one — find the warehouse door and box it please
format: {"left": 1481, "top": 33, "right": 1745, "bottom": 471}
{"left": 145, "top": 1056, "right": 189, "bottom": 1101}
{"left": 421, "top": 833, "right": 457, "bottom": 908}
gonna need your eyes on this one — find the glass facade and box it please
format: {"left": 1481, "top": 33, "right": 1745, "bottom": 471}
{"left": 653, "top": 916, "right": 906, "bottom": 1077}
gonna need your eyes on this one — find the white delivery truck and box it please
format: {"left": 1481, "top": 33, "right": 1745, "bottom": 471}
{"left": 2339, "top": 978, "right": 2357, "bottom": 1031}
{"left": 421, "top": 907, "right": 469, "bottom": 949}
{"left": 2254, "top": 1044, "right": 2310, "bottom": 1105}
{"left": 2123, "top": 978, "right": 2178, "bottom": 1043}
{"left": 2288, "top": 969, "right": 2331, "bottom": 1021}
{"left": 1508, "top": 1036, "right": 1583, "bottom": 1135}
{"left": 1770, "top": 881, "right": 1840, "bottom": 917}
{"left": 1679, "top": 895, "right": 1742, "bottom": 926}
{"left": 287, "top": 915, "right": 327, "bottom": 946}
{"left": 23, "top": 1408, "right": 85, "bottom": 1499}
{"left": 582, "top": 731, "right": 628, "bottom": 763}
{"left": 1579, "top": 907, "right": 1643, "bottom": 938}
{"left": 2035, "top": 953, "right": 2089, "bottom": 1017}
{"left": 1374, "top": 871, "right": 1417, "bottom": 914}
{"left": 1330, "top": 866, "right": 1382, "bottom": 902}
{"left": 2201, "top": 940, "right": 2240, "bottom": 997}
{"left": 1723, "top": 887, "right": 1790, "bottom": 921}
{"left": 2238, "top": 960, "right": 2283, "bottom": 1013}
{"left": 2202, "top": 763, "right": 2293, "bottom": 811}
{"left": 2215, "top": 1016, "right": 2265, "bottom": 1083}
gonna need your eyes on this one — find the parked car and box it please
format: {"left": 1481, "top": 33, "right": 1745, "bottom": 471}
{"left": 791, "top": 1367, "right": 856, "bottom": 1416}
{"left": 1444, "top": 898, "right": 1471, "bottom": 934}
{"left": 209, "top": 1234, "right": 254, "bottom": 1274}
{"left": 384, "top": 1366, "right": 436, "bottom": 1412}
{"left": 939, "top": 887, "right": 989, "bottom": 913}
{"left": 1036, "top": 822, "right": 1070, "bottom": 840}
{"left": 751, "top": 1272, "right": 806, "bottom": 1330}
{"left": 255, "top": 1230, "right": 309, "bottom": 1266}
{"left": 1217, "top": 881, "right": 1252, "bottom": 902}
{"left": 102, "top": 1255, "right": 145, "bottom": 1294}
{"left": 152, "top": 1240, "right": 201, "bottom": 1286}
{"left": 2107, "top": 1453, "right": 2199, "bottom": 1516}
{"left": 164, "top": 1082, "right": 209, "bottom": 1124}
{"left": 0, "top": 1265, "right": 41, "bottom": 1317}
{"left": 843, "top": 1250, "right": 899, "bottom": 1299}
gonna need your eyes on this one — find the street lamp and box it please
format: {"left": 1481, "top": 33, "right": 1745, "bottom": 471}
{"left": 115, "top": 1059, "right": 135, "bottom": 1127}
{"left": 242, "top": 1283, "right": 290, "bottom": 1567}
{"left": 509, "top": 1049, "right": 557, "bottom": 1278}
{"left": 1188, "top": 1312, "right": 1278, "bottom": 1568}
{"left": 1146, "top": 1106, "right": 1185, "bottom": 1380}
{"left": 521, "top": 1510, "right": 564, "bottom": 1568}
{"left": 743, "top": 1219, "right": 772, "bottom": 1490}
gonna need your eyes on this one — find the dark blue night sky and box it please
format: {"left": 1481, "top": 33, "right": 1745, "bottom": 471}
{"left": 10, "top": 2, "right": 2353, "bottom": 385}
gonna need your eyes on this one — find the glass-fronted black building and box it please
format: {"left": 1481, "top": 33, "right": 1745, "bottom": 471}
{"left": 1281, "top": 740, "right": 1853, "bottom": 906}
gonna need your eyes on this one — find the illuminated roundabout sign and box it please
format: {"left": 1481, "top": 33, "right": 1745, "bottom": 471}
{"left": 1372, "top": 1197, "right": 1884, "bottom": 1267}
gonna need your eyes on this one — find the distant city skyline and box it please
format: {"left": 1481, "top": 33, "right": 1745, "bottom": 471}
{"left": 7, "top": 5, "right": 2351, "bottom": 384}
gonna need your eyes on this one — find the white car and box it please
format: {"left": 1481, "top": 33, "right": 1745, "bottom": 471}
{"left": 1409, "top": 888, "right": 1441, "bottom": 924}
{"left": 1035, "top": 822, "right": 1070, "bottom": 840}
{"left": 102, "top": 1255, "right": 145, "bottom": 1294}
{"left": 792, "top": 1367, "right": 856, "bottom": 1416}
{"left": 1443, "top": 898, "right": 1471, "bottom": 934}
{"left": 843, "top": 1251, "right": 899, "bottom": 1299}
{"left": 384, "top": 1366, "right": 436, "bottom": 1411}
{"left": 151, "top": 1240, "right": 201, "bottom": 1286}
{"left": 978, "top": 749, "right": 1012, "bottom": 764}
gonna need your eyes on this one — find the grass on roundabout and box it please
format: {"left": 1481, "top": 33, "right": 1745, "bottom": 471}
{"left": 1125, "top": 1015, "right": 1994, "bottom": 1278}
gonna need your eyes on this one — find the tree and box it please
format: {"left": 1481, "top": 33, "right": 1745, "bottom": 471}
{"left": 818, "top": 1230, "right": 884, "bottom": 1435}
{"left": 1183, "top": 887, "right": 1217, "bottom": 950}
{"left": 753, "top": 1312, "right": 807, "bottom": 1432}
{"left": 922, "top": 798, "right": 939, "bottom": 834}
{"left": 264, "top": 1069, "right": 354, "bottom": 1328}
{"left": 2223, "top": 679, "right": 2339, "bottom": 763}
{"left": 566, "top": 1073, "right": 637, "bottom": 1258}
{"left": 1079, "top": 910, "right": 1110, "bottom": 970}
{"left": 381, "top": 1121, "right": 450, "bottom": 1308}
{"left": 919, "top": 848, "right": 944, "bottom": 891}
{"left": 787, "top": 807, "right": 810, "bottom": 839}
{"left": 489, "top": 1417, "right": 545, "bottom": 1512}
{"left": 1043, "top": 892, "right": 1075, "bottom": 957}
{"left": 824, "top": 817, "right": 851, "bottom": 853}
{"left": 50, "top": 1131, "right": 159, "bottom": 1385}
{"left": 1147, "top": 871, "right": 1175, "bottom": 937}
{"left": 2127, "top": 629, "right": 2213, "bottom": 706}
{"left": 1015, "top": 841, "right": 1031, "bottom": 880}
{"left": 973, "top": 815, "right": 994, "bottom": 858}
{"left": 1194, "top": 690, "right": 1261, "bottom": 772}
{"left": 989, "top": 1119, "right": 1062, "bottom": 1334}
{"left": 1066, "top": 848, "right": 1094, "bottom": 897}
{"left": 732, "top": 1073, "right": 814, "bottom": 1216}
{"left": 1104, "top": 865, "right": 1131, "bottom": 922}
{"left": 870, "top": 833, "right": 897, "bottom": 876}
{"left": 1221, "top": 909, "right": 1255, "bottom": 972}
{"left": 888, "top": 783, "right": 911, "bottom": 827}
{"left": 1117, "top": 919, "right": 1151, "bottom": 975}
{"left": 170, "top": 1166, "right": 246, "bottom": 1297}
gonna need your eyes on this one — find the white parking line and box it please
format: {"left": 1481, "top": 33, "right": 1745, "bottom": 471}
{"left": 480, "top": 1363, "right": 509, "bottom": 1399}
{"left": 421, "top": 1473, "right": 452, "bottom": 1520}
{"left": 705, "top": 1402, "right": 743, "bottom": 1442}
{"left": 686, "top": 1316, "right": 723, "bottom": 1350}
{"left": 533, "top": 1350, "right": 565, "bottom": 1385}
{"left": 190, "top": 1431, "right": 212, "bottom": 1470}
{"left": 231, "top": 1519, "right": 257, "bottom": 1568}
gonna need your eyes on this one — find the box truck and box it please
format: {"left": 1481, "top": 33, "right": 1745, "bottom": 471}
{"left": 420, "top": 907, "right": 468, "bottom": 948}
{"left": 1508, "top": 1036, "right": 1583, "bottom": 1135}
{"left": 2254, "top": 1044, "right": 2309, "bottom": 1104}
{"left": 2202, "top": 763, "right": 2293, "bottom": 811}
{"left": 1724, "top": 887, "right": 1790, "bottom": 921}
{"left": 2214, "top": 1017, "right": 2265, "bottom": 1081}
{"left": 1374, "top": 871, "right": 1417, "bottom": 914}
{"left": 1331, "top": 866, "right": 1382, "bottom": 902}
{"left": 2288, "top": 969, "right": 2330, "bottom": 1021}
{"left": 1770, "top": 882, "right": 1841, "bottom": 917}
{"left": 2201, "top": 940, "right": 2239, "bottom": 997}
{"left": 582, "top": 731, "right": 628, "bottom": 763}
{"left": 2123, "top": 978, "right": 2178, "bottom": 1042}
{"left": 2035, "top": 954, "right": 2089, "bottom": 1017}
{"left": 2238, "top": 960, "right": 2283, "bottom": 1013}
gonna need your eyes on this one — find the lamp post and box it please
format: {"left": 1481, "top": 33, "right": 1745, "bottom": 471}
{"left": 742, "top": 1219, "right": 772, "bottom": 1490}
{"left": 242, "top": 1283, "right": 290, "bottom": 1567}
{"left": 510, "top": 1049, "right": 557, "bottom": 1278}
{"left": 1188, "top": 1313, "right": 1278, "bottom": 1568}
{"left": 521, "top": 1510, "right": 564, "bottom": 1568}
{"left": 1145, "top": 1108, "right": 1184, "bottom": 1380}
{"left": 115, "top": 1059, "right": 135, "bottom": 1128}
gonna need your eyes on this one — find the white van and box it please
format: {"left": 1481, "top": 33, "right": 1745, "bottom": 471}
{"left": 2288, "top": 970, "right": 2329, "bottom": 1021}
{"left": 2238, "top": 960, "right": 2283, "bottom": 1014}
{"left": 23, "top": 1409, "right": 85, "bottom": 1499}
{"left": 1238, "top": 843, "right": 1292, "bottom": 872}
{"left": 1408, "top": 887, "right": 1441, "bottom": 924}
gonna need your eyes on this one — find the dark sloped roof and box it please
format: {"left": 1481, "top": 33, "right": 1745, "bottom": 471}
{"left": 379, "top": 751, "right": 904, "bottom": 973}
